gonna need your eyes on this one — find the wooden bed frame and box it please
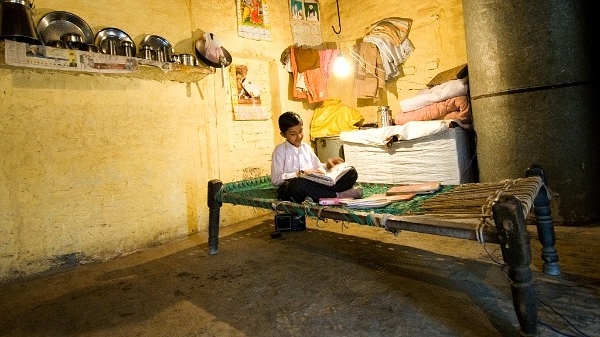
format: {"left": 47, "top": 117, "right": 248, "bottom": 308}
{"left": 207, "top": 164, "right": 560, "bottom": 336}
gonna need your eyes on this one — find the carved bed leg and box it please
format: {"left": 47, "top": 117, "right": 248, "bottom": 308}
{"left": 207, "top": 179, "right": 223, "bottom": 255}
{"left": 493, "top": 195, "right": 538, "bottom": 337}
{"left": 526, "top": 164, "right": 560, "bottom": 276}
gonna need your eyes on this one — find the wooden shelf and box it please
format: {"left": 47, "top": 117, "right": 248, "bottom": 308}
{"left": 0, "top": 41, "right": 215, "bottom": 83}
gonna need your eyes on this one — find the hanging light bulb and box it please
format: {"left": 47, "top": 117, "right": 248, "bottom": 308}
{"left": 333, "top": 53, "right": 351, "bottom": 77}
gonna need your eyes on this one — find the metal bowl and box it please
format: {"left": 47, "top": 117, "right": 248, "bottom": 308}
{"left": 45, "top": 40, "right": 68, "bottom": 49}
{"left": 60, "top": 32, "right": 83, "bottom": 49}
{"left": 94, "top": 27, "right": 135, "bottom": 56}
{"left": 37, "top": 11, "right": 94, "bottom": 45}
{"left": 60, "top": 32, "right": 82, "bottom": 43}
{"left": 140, "top": 34, "right": 174, "bottom": 61}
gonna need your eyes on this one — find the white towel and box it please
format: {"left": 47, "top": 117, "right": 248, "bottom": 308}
{"left": 400, "top": 77, "right": 469, "bottom": 112}
{"left": 339, "top": 120, "right": 450, "bottom": 146}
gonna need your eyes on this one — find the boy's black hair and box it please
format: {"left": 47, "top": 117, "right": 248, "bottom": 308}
{"left": 278, "top": 111, "right": 303, "bottom": 133}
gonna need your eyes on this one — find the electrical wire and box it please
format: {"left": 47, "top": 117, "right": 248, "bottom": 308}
{"left": 537, "top": 297, "right": 592, "bottom": 337}
{"left": 479, "top": 243, "right": 591, "bottom": 337}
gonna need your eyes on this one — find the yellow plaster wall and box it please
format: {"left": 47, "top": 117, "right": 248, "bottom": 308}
{"left": 0, "top": 0, "right": 466, "bottom": 282}
{"left": 320, "top": 0, "right": 467, "bottom": 123}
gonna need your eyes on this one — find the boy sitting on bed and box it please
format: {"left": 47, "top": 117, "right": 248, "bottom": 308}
{"left": 271, "top": 111, "right": 363, "bottom": 203}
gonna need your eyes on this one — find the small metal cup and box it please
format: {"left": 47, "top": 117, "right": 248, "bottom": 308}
{"left": 377, "top": 106, "right": 393, "bottom": 127}
{"left": 155, "top": 48, "right": 166, "bottom": 62}
{"left": 107, "top": 38, "right": 118, "bottom": 55}
{"left": 141, "top": 49, "right": 154, "bottom": 60}
{"left": 170, "top": 54, "right": 181, "bottom": 64}
{"left": 138, "top": 44, "right": 153, "bottom": 60}
{"left": 120, "top": 40, "right": 133, "bottom": 57}
{"left": 179, "top": 53, "right": 195, "bottom": 66}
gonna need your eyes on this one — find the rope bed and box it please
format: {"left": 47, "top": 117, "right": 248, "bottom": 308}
{"left": 217, "top": 176, "right": 450, "bottom": 218}
{"left": 207, "top": 165, "right": 560, "bottom": 337}
{"left": 217, "top": 175, "right": 544, "bottom": 223}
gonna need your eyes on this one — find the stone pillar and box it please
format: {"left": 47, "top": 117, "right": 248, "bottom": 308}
{"left": 462, "top": 0, "right": 599, "bottom": 223}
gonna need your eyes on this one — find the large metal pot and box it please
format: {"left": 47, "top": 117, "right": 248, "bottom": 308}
{"left": 0, "top": 0, "right": 42, "bottom": 45}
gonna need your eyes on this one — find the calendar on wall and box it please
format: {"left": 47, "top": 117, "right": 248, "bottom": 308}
{"left": 228, "top": 58, "right": 271, "bottom": 121}
{"left": 236, "top": 0, "right": 273, "bottom": 41}
{"left": 289, "top": 0, "right": 322, "bottom": 47}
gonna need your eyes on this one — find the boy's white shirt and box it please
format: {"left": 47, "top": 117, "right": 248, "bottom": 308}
{"left": 271, "top": 141, "right": 322, "bottom": 186}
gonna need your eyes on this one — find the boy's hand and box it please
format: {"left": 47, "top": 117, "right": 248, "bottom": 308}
{"left": 303, "top": 168, "right": 324, "bottom": 175}
{"left": 326, "top": 157, "right": 344, "bottom": 169}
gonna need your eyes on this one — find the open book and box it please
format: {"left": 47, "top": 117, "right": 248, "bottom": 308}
{"left": 300, "top": 163, "right": 352, "bottom": 187}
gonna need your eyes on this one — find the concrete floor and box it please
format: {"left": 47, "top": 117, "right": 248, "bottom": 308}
{"left": 0, "top": 215, "right": 599, "bottom": 337}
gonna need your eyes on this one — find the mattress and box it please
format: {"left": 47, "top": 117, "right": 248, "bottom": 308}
{"left": 342, "top": 126, "right": 473, "bottom": 185}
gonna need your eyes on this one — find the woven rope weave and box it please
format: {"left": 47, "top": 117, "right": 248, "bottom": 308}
{"left": 419, "top": 176, "right": 543, "bottom": 218}
{"left": 216, "top": 175, "right": 543, "bottom": 221}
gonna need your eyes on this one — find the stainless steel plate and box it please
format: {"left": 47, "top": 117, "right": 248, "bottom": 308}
{"left": 195, "top": 38, "right": 232, "bottom": 68}
{"left": 94, "top": 27, "right": 136, "bottom": 56}
{"left": 36, "top": 11, "right": 94, "bottom": 45}
{"left": 140, "top": 35, "right": 174, "bottom": 59}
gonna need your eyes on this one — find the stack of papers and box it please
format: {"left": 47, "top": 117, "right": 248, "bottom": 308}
{"left": 318, "top": 198, "right": 354, "bottom": 206}
{"left": 340, "top": 193, "right": 415, "bottom": 209}
{"left": 320, "top": 183, "right": 441, "bottom": 209}
{"left": 385, "top": 181, "right": 440, "bottom": 195}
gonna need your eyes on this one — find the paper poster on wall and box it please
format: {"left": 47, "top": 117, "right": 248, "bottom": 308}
{"left": 229, "top": 61, "right": 271, "bottom": 120}
{"left": 236, "top": 0, "right": 273, "bottom": 41}
{"left": 290, "top": 0, "right": 322, "bottom": 47}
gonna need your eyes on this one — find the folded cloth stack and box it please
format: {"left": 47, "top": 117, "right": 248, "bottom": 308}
{"left": 394, "top": 95, "right": 471, "bottom": 126}
{"left": 395, "top": 77, "right": 471, "bottom": 126}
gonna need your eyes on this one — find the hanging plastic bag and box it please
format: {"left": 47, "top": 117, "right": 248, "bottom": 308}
{"left": 203, "top": 32, "right": 224, "bottom": 64}
{"left": 310, "top": 98, "right": 364, "bottom": 140}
